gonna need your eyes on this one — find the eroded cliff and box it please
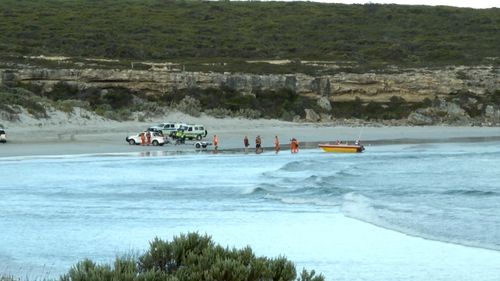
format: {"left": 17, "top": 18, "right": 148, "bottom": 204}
{"left": 1, "top": 64, "right": 499, "bottom": 125}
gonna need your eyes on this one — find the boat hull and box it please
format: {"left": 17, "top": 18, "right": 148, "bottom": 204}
{"left": 318, "top": 144, "right": 364, "bottom": 153}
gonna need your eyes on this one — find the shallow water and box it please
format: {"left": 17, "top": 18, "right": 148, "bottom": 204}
{"left": 1, "top": 142, "right": 500, "bottom": 281}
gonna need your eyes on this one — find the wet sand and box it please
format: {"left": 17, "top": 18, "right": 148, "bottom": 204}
{"left": 1, "top": 123, "right": 500, "bottom": 158}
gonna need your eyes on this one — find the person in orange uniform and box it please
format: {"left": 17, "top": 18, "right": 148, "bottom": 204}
{"left": 291, "top": 138, "right": 299, "bottom": 153}
{"left": 274, "top": 136, "right": 280, "bottom": 154}
{"left": 213, "top": 134, "right": 219, "bottom": 151}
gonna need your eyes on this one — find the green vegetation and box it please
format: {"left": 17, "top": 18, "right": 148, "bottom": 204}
{"left": 1, "top": 0, "right": 498, "bottom": 122}
{"left": 168, "top": 87, "right": 320, "bottom": 120}
{"left": 4, "top": 81, "right": 498, "bottom": 122}
{"left": 0, "top": 0, "right": 499, "bottom": 71}
{"left": 59, "top": 232, "right": 324, "bottom": 281}
{"left": 332, "top": 96, "right": 433, "bottom": 120}
{"left": 0, "top": 86, "right": 48, "bottom": 119}
{"left": 16, "top": 81, "right": 321, "bottom": 120}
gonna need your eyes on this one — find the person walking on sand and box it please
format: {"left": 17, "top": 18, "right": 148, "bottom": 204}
{"left": 140, "top": 132, "right": 146, "bottom": 146}
{"left": 256, "top": 135, "right": 262, "bottom": 154}
{"left": 274, "top": 135, "right": 280, "bottom": 154}
{"left": 213, "top": 134, "right": 219, "bottom": 151}
{"left": 146, "top": 131, "right": 152, "bottom": 146}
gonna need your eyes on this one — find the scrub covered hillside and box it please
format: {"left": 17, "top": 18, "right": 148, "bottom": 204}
{"left": 0, "top": 0, "right": 499, "bottom": 67}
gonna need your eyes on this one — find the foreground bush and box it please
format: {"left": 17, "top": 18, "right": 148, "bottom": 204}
{"left": 60, "top": 232, "right": 324, "bottom": 281}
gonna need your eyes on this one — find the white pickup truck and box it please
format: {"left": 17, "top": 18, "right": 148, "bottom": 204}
{"left": 126, "top": 131, "right": 166, "bottom": 146}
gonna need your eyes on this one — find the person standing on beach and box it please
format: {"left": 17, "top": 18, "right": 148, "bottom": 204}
{"left": 140, "top": 132, "right": 146, "bottom": 146}
{"left": 274, "top": 136, "right": 280, "bottom": 154}
{"left": 244, "top": 136, "right": 249, "bottom": 153}
{"left": 244, "top": 136, "right": 249, "bottom": 148}
{"left": 291, "top": 138, "right": 299, "bottom": 153}
{"left": 213, "top": 134, "right": 219, "bottom": 151}
{"left": 256, "top": 135, "right": 262, "bottom": 154}
{"left": 146, "top": 131, "right": 152, "bottom": 146}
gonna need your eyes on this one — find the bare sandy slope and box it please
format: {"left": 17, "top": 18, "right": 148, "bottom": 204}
{"left": 1, "top": 109, "right": 500, "bottom": 157}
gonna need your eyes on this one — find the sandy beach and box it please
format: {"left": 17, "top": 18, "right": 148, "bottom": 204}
{"left": 1, "top": 111, "right": 500, "bottom": 157}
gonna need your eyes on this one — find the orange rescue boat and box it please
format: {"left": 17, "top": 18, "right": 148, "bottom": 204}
{"left": 318, "top": 142, "right": 365, "bottom": 153}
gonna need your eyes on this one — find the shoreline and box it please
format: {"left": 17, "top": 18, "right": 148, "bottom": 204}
{"left": 1, "top": 122, "right": 500, "bottom": 158}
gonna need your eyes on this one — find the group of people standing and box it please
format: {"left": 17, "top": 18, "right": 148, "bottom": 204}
{"left": 140, "top": 131, "right": 152, "bottom": 146}
{"left": 242, "top": 135, "right": 299, "bottom": 154}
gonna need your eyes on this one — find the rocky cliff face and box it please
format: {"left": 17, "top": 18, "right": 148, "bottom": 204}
{"left": 2, "top": 65, "right": 497, "bottom": 100}
{"left": 1, "top": 65, "right": 499, "bottom": 124}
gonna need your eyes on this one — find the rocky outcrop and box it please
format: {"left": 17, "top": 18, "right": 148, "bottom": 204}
{"left": 408, "top": 111, "right": 434, "bottom": 125}
{"left": 1, "top": 65, "right": 498, "bottom": 103}
{"left": 407, "top": 100, "right": 474, "bottom": 125}
{"left": 1, "top": 64, "right": 499, "bottom": 125}
{"left": 304, "top": 109, "right": 321, "bottom": 122}
{"left": 316, "top": 96, "right": 332, "bottom": 111}
{"left": 485, "top": 105, "right": 500, "bottom": 120}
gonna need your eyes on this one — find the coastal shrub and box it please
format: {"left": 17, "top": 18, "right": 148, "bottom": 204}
{"left": 204, "top": 107, "right": 233, "bottom": 118}
{"left": 1, "top": 1, "right": 499, "bottom": 67}
{"left": 0, "top": 105, "right": 20, "bottom": 122}
{"left": 253, "top": 88, "right": 319, "bottom": 119}
{"left": 164, "top": 86, "right": 318, "bottom": 120}
{"left": 280, "top": 110, "right": 295, "bottom": 122}
{"left": 332, "top": 96, "right": 432, "bottom": 120}
{"left": 38, "top": 83, "right": 137, "bottom": 111}
{"left": 332, "top": 97, "right": 363, "bottom": 119}
{"left": 44, "top": 82, "right": 79, "bottom": 101}
{"left": 297, "top": 269, "right": 324, "bottom": 281}
{"left": 54, "top": 99, "right": 90, "bottom": 113}
{"left": 0, "top": 87, "right": 48, "bottom": 118}
{"left": 102, "top": 88, "right": 135, "bottom": 109}
{"left": 95, "top": 108, "right": 133, "bottom": 121}
{"left": 236, "top": 108, "right": 261, "bottom": 119}
{"left": 93, "top": 105, "right": 132, "bottom": 121}
{"left": 78, "top": 87, "right": 104, "bottom": 108}
{"left": 116, "top": 108, "right": 133, "bottom": 121}
{"left": 60, "top": 259, "right": 114, "bottom": 281}
{"left": 62, "top": 232, "right": 324, "bottom": 281}
{"left": 133, "top": 101, "right": 165, "bottom": 116}
{"left": 489, "top": 90, "right": 500, "bottom": 104}
{"left": 94, "top": 104, "right": 113, "bottom": 118}
{"left": 204, "top": 107, "right": 262, "bottom": 119}
{"left": 175, "top": 96, "right": 202, "bottom": 117}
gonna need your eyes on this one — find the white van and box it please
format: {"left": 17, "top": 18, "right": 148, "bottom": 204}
{"left": 148, "top": 122, "right": 187, "bottom": 134}
{"left": 184, "top": 124, "right": 207, "bottom": 140}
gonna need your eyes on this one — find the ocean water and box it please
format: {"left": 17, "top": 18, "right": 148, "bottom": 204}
{"left": 1, "top": 142, "right": 500, "bottom": 281}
